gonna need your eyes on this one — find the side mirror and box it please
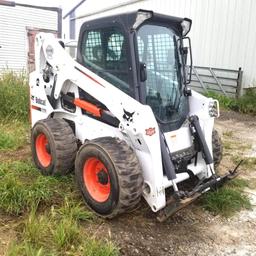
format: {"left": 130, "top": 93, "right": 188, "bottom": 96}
{"left": 140, "top": 62, "right": 147, "bottom": 82}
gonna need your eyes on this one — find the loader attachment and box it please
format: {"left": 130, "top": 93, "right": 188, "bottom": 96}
{"left": 157, "top": 160, "right": 242, "bottom": 222}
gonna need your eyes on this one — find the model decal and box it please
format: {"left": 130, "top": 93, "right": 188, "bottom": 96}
{"left": 35, "top": 97, "right": 46, "bottom": 106}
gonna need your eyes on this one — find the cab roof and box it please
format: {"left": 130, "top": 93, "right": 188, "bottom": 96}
{"left": 80, "top": 9, "right": 187, "bottom": 36}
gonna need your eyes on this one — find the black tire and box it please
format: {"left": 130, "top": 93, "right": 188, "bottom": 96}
{"left": 31, "top": 118, "right": 77, "bottom": 175}
{"left": 212, "top": 129, "right": 223, "bottom": 169}
{"left": 75, "top": 137, "right": 143, "bottom": 218}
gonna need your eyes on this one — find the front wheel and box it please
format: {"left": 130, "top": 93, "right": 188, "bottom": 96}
{"left": 75, "top": 137, "right": 143, "bottom": 218}
{"left": 31, "top": 118, "right": 77, "bottom": 175}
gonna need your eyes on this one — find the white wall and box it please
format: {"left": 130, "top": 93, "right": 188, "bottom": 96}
{"left": 67, "top": 0, "right": 256, "bottom": 88}
{"left": 0, "top": 5, "right": 58, "bottom": 72}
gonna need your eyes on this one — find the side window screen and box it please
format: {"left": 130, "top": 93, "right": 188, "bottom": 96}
{"left": 137, "top": 36, "right": 144, "bottom": 62}
{"left": 81, "top": 27, "right": 132, "bottom": 95}
{"left": 85, "top": 31, "right": 102, "bottom": 61}
{"left": 107, "top": 34, "right": 124, "bottom": 60}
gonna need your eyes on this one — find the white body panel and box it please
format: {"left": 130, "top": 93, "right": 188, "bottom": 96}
{"left": 30, "top": 33, "right": 218, "bottom": 212}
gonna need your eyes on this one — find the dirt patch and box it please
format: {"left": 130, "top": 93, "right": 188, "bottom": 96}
{"left": 0, "top": 144, "right": 31, "bottom": 162}
{"left": 0, "top": 215, "right": 17, "bottom": 256}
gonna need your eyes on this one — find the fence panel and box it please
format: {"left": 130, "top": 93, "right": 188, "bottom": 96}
{"left": 190, "top": 66, "right": 243, "bottom": 98}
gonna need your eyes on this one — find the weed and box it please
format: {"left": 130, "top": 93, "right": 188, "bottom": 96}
{"left": 206, "top": 89, "right": 256, "bottom": 115}
{"left": 52, "top": 218, "right": 80, "bottom": 249}
{"left": 7, "top": 242, "right": 46, "bottom": 256}
{"left": 201, "top": 187, "right": 251, "bottom": 217}
{"left": 22, "top": 209, "right": 49, "bottom": 246}
{"left": 81, "top": 239, "right": 119, "bottom": 256}
{"left": 56, "top": 197, "right": 94, "bottom": 222}
{"left": 0, "top": 70, "right": 29, "bottom": 121}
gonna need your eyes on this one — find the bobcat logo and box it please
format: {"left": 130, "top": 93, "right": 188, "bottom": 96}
{"left": 123, "top": 109, "right": 135, "bottom": 122}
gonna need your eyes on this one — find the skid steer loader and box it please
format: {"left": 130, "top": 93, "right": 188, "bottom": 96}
{"left": 29, "top": 10, "right": 239, "bottom": 221}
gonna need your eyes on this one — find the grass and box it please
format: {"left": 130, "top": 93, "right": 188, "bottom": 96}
{"left": 0, "top": 70, "right": 29, "bottom": 121}
{"left": 206, "top": 88, "right": 256, "bottom": 115}
{"left": 7, "top": 207, "right": 118, "bottom": 256}
{"left": 0, "top": 160, "right": 118, "bottom": 255}
{"left": 0, "top": 161, "right": 75, "bottom": 215}
{"left": 0, "top": 70, "right": 29, "bottom": 150}
{"left": 201, "top": 179, "right": 251, "bottom": 217}
{"left": 0, "top": 120, "right": 29, "bottom": 151}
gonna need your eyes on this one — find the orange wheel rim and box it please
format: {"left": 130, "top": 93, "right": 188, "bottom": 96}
{"left": 83, "top": 157, "right": 111, "bottom": 202}
{"left": 35, "top": 133, "right": 52, "bottom": 167}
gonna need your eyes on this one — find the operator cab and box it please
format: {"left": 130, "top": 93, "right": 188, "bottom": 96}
{"left": 77, "top": 10, "right": 192, "bottom": 132}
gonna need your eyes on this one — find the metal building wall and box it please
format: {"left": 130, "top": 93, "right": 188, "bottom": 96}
{"left": 74, "top": 0, "right": 256, "bottom": 88}
{"left": 0, "top": 5, "right": 58, "bottom": 72}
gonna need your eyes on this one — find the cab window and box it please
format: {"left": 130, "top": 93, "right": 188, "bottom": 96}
{"left": 81, "top": 26, "right": 132, "bottom": 95}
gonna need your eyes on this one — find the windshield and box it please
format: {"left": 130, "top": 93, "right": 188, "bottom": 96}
{"left": 137, "top": 24, "right": 188, "bottom": 128}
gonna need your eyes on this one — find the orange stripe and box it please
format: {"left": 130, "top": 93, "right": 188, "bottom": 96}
{"left": 74, "top": 98, "right": 101, "bottom": 117}
{"left": 31, "top": 105, "right": 41, "bottom": 111}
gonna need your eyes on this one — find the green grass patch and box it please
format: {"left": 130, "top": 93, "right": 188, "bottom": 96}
{"left": 0, "top": 161, "right": 76, "bottom": 215}
{"left": 55, "top": 197, "right": 94, "bottom": 222}
{"left": 228, "top": 178, "right": 249, "bottom": 189}
{"left": 206, "top": 89, "right": 256, "bottom": 115}
{"left": 0, "top": 70, "right": 29, "bottom": 121}
{"left": 201, "top": 181, "right": 251, "bottom": 217}
{"left": 82, "top": 239, "right": 119, "bottom": 256}
{"left": 8, "top": 208, "right": 118, "bottom": 256}
{"left": 0, "top": 120, "right": 29, "bottom": 151}
{"left": 1, "top": 160, "right": 115, "bottom": 255}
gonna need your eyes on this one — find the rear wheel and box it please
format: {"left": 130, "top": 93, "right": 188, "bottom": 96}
{"left": 212, "top": 129, "right": 223, "bottom": 169}
{"left": 31, "top": 118, "right": 77, "bottom": 175}
{"left": 75, "top": 137, "right": 143, "bottom": 218}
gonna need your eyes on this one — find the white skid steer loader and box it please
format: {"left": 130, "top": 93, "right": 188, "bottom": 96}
{"left": 29, "top": 10, "right": 239, "bottom": 221}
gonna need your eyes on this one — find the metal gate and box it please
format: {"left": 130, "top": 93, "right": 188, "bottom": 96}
{"left": 190, "top": 66, "right": 243, "bottom": 98}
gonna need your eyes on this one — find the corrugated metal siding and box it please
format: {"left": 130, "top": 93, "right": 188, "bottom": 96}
{"left": 73, "top": 0, "right": 256, "bottom": 88}
{"left": 0, "top": 5, "right": 57, "bottom": 72}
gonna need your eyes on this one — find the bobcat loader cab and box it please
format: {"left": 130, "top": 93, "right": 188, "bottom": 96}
{"left": 30, "top": 10, "right": 238, "bottom": 221}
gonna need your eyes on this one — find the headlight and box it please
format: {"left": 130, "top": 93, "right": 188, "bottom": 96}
{"left": 208, "top": 100, "right": 219, "bottom": 117}
{"left": 181, "top": 18, "right": 192, "bottom": 36}
{"left": 133, "top": 10, "right": 153, "bottom": 29}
